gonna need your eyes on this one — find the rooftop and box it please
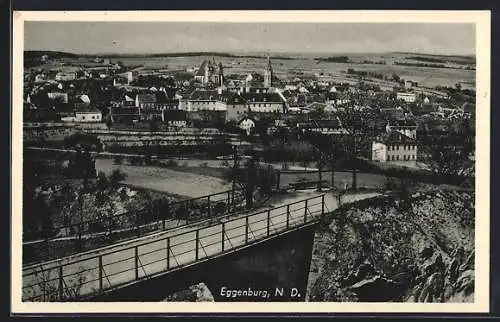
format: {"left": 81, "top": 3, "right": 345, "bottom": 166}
{"left": 136, "top": 94, "right": 157, "bottom": 104}
{"left": 376, "top": 131, "right": 416, "bottom": 145}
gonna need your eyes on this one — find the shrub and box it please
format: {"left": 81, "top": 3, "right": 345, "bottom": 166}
{"left": 113, "top": 155, "right": 123, "bottom": 165}
{"left": 165, "top": 159, "right": 178, "bottom": 167}
{"left": 109, "top": 169, "right": 127, "bottom": 186}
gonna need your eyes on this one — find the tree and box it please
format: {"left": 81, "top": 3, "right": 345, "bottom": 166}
{"left": 109, "top": 168, "right": 127, "bottom": 187}
{"left": 223, "top": 154, "right": 276, "bottom": 209}
{"left": 428, "top": 142, "right": 470, "bottom": 177}
{"left": 96, "top": 171, "right": 109, "bottom": 191}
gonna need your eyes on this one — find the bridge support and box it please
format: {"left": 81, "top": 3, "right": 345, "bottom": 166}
{"left": 89, "top": 224, "right": 319, "bottom": 302}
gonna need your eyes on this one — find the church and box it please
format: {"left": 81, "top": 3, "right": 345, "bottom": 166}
{"left": 194, "top": 57, "right": 224, "bottom": 86}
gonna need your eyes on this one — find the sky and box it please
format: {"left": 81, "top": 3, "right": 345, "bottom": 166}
{"left": 24, "top": 22, "right": 476, "bottom": 56}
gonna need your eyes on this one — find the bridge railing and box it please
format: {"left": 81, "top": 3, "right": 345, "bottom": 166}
{"left": 22, "top": 194, "right": 325, "bottom": 302}
{"left": 24, "top": 188, "right": 247, "bottom": 262}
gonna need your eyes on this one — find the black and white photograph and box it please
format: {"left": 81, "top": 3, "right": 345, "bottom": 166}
{"left": 11, "top": 10, "right": 490, "bottom": 313}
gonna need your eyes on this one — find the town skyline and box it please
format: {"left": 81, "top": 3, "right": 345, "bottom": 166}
{"left": 24, "top": 22, "right": 476, "bottom": 56}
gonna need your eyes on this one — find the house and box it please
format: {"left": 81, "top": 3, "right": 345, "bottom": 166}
{"left": 461, "top": 102, "right": 475, "bottom": 118}
{"left": 126, "top": 71, "right": 138, "bottom": 84}
{"left": 396, "top": 92, "right": 417, "bottom": 103}
{"left": 35, "top": 74, "right": 46, "bottom": 83}
{"left": 380, "top": 107, "right": 406, "bottom": 120}
{"left": 61, "top": 108, "right": 102, "bottom": 123}
{"left": 47, "top": 92, "right": 69, "bottom": 103}
{"left": 135, "top": 94, "right": 157, "bottom": 109}
{"left": 238, "top": 117, "right": 256, "bottom": 135}
{"left": 184, "top": 90, "right": 224, "bottom": 112}
{"left": 223, "top": 92, "right": 247, "bottom": 122}
{"left": 163, "top": 110, "right": 188, "bottom": 127}
{"left": 110, "top": 106, "right": 140, "bottom": 124}
{"left": 404, "top": 80, "right": 418, "bottom": 89}
{"left": 296, "top": 118, "right": 349, "bottom": 135}
{"left": 372, "top": 131, "right": 417, "bottom": 162}
{"left": 242, "top": 92, "right": 285, "bottom": 114}
{"left": 305, "top": 102, "right": 329, "bottom": 114}
{"left": 55, "top": 71, "right": 77, "bottom": 81}
{"left": 386, "top": 119, "right": 418, "bottom": 139}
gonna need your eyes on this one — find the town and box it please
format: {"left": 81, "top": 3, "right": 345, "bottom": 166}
{"left": 24, "top": 52, "right": 475, "bottom": 167}
{"left": 22, "top": 47, "right": 476, "bottom": 303}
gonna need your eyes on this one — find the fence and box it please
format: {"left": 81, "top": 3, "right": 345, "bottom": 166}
{"left": 22, "top": 194, "right": 325, "bottom": 302}
{"left": 23, "top": 189, "right": 247, "bottom": 263}
{"left": 276, "top": 169, "right": 355, "bottom": 191}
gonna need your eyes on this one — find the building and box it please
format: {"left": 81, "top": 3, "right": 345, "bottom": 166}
{"left": 55, "top": 71, "right": 77, "bottom": 81}
{"left": 221, "top": 92, "right": 246, "bottom": 122}
{"left": 243, "top": 92, "right": 285, "bottom": 114}
{"left": 47, "top": 92, "right": 69, "bottom": 103}
{"left": 163, "top": 110, "right": 187, "bottom": 127}
{"left": 238, "top": 117, "right": 256, "bottom": 135}
{"left": 110, "top": 106, "right": 140, "bottom": 124}
{"left": 263, "top": 56, "right": 273, "bottom": 88}
{"left": 296, "top": 118, "right": 349, "bottom": 135}
{"left": 404, "top": 80, "right": 418, "bottom": 89}
{"left": 386, "top": 119, "right": 418, "bottom": 139}
{"left": 396, "top": 92, "right": 417, "bottom": 103}
{"left": 372, "top": 131, "right": 417, "bottom": 162}
{"left": 135, "top": 94, "right": 157, "bottom": 109}
{"left": 183, "top": 90, "right": 225, "bottom": 112}
{"left": 126, "top": 71, "right": 138, "bottom": 84}
{"left": 61, "top": 109, "right": 102, "bottom": 123}
{"left": 193, "top": 58, "right": 223, "bottom": 85}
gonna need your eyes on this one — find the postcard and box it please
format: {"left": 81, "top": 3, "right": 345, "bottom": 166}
{"left": 11, "top": 10, "right": 490, "bottom": 314}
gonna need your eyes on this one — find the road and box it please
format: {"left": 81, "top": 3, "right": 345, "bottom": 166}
{"left": 22, "top": 190, "right": 381, "bottom": 302}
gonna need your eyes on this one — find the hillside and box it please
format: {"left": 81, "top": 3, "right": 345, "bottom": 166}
{"left": 307, "top": 189, "right": 475, "bottom": 302}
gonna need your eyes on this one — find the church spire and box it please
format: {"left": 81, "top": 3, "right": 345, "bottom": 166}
{"left": 264, "top": 54, "right": 273, "bottom": 88}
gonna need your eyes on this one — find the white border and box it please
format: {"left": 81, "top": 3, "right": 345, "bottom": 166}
{"left": 11, "top": 10, "right": 491, "bottom": 314}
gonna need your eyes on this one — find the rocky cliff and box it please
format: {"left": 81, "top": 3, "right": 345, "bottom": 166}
{"left": 307, "top": 189, "right": 475, "bottom": 302}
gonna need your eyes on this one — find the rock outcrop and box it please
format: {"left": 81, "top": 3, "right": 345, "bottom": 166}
{"left": 307, "top": 189, "right": 475, "bottom": 302}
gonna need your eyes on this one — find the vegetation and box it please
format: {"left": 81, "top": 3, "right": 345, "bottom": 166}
{"left": 405, "top": 56, "right": 447, "bottom": 63}
{"left": 223, "top": 155, "right": 276, "bottom": 209}
{"left": 315, "top": 56, "right": 350, "bottom": 63}
{"left": 309, "top": 189, "right": 475, "bottom": 302}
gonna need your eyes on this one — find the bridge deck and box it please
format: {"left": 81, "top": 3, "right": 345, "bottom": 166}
{"left": 22, "top": 191, "right": 381, "bottom": 302}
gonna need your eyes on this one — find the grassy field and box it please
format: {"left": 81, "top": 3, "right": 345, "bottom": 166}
{"left": 95, "top": 158, "right": 232, "bottom": 198}
{"left": 110, "top": 53, "right": 475, "bottom": 89}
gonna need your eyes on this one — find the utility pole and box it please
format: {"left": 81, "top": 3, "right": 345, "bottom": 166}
{"left": 352, "top": 133, "right": 357, "bottom": 190}
{"left": 231, "top": 145, "right": 239, "bottom": 205}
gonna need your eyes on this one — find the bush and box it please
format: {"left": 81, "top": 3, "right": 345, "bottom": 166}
{"left": 113, "top": 155, "right": 123, "bottom": 165}
{"left": 109, "top": 169, "right": 127, "bottom": 185}
{"left": 165, "top": 159, "right": 178, "bottom": 167}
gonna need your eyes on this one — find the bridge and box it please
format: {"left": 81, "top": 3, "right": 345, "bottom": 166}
{"left": 22, "top": 191, "right": 380, "bottom": 302}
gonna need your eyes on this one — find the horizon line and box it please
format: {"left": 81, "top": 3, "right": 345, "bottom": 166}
{"left": 24, "top": 49, "right": 476, "bottom": 57}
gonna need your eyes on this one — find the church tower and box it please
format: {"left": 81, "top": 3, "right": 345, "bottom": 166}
{"left": 218, "top": 62, "right": 224, "bottom": 87}
{"left": 263, "top": 55, "right": 273, "bottom": 88}
{"left": 203, "top": 59, "right": 210, "bottom": 85}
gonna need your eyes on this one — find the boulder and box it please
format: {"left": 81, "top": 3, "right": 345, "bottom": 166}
{"left": 459, "top": 251, "right": 474, "bottom": 272}
{"left": 419, "top": 246, "right": 434, "bottom": 260}
{"left": 348, "top": 275, "right": 403, "bottom": 302}
{"left": 163, "top": 282, "right": 215, "bottom": 302}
